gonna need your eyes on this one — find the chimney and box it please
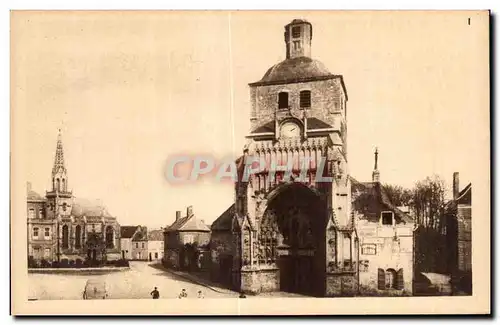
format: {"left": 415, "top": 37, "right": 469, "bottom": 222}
{"left": 453, "top": 172, "right": 460, "bottom": 200}
{"left": 175, "top": 211, "right": 181, "bottom": 221}
{"left": 27, "top": 182, "right": 32, "bottom": 192}
{"left": 187, "top": 205, "right": 193, "bottom": 217}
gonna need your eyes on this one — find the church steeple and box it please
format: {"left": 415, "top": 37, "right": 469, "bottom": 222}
{"left": 372, "top": 147, "right": 380, "bottom": 183}
{"left": 51, "top": 129, "right": 69, "bottom": 193}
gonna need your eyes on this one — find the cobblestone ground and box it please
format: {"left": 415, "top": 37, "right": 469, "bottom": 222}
{"left": 28, "top": 261, "right": 239, "bottom": 300}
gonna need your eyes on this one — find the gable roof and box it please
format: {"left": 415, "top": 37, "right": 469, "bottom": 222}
{"left": 211, "top": 204, "right": 235, "bottom": 231}
{"left": 166, "top": 214, "right": 210, "bottom": 233}
{"left": 120, "top": 226, "right": 138, "bottom": 238}
{"left": 148, "top": 229, "right": 164, "bottom": 241}
{"left": 350, "top": 177, "right": 413, "bottom": 224}
{"left": 444, "top": 183, "right": 472, "bottom": 213}
{"left": 132, "top": 227, "right": 148, "bottom": 241}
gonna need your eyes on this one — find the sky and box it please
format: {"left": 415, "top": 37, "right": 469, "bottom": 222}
{"left": 13, "top": 11, "right": 489, "bottom": 229}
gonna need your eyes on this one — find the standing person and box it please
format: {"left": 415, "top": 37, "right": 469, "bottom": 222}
{"left": 150, "top": 287, "right": 160, "bottom": 299}
{"left": 178, "top": 288, "right": 188, "bottom": 299}
{"left": 197, "top": 290, "right": 204, "bottom": 299}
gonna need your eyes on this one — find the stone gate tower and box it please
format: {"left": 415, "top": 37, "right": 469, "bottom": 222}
{"left": 230, "top": 19, "right": 358, "bottom": 296}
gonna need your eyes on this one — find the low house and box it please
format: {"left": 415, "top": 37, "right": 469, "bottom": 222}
{"left": 163, "top": 206, "right": 211, "bottom": 270}
{"left": 147, "top": 229, "right": 164, "bottom": 262}
{"left": 208, "top": 204, "right": 236, "bottom": 287}
{"left": 120, "top": 226, "right": 139, "bottom": 260}
{"left": 131, "top": 226, "right": 148, "bottom": 260}
{"left": 351, "top": 151, "right": 415, "bottom": 296}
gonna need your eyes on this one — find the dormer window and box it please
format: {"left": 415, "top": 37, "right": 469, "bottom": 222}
{"left": 300, "top": 90, "right": 311, "bottom": 108}
{"left": 292, "top": 26, "right": 301, "bottom": 38}
{"left": 278, "top": 92, "right": 289, "bottom": 109}
{"left": 381, "top": 211, "right": 394, "bottom": 226}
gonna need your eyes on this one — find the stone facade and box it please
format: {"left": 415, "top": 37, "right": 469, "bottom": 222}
{"left": 351, "top": 154, "right": 415, "bottom": 296}
{"left": 163, "top": 206, "right": 211, "bottom": 270}
{"left": 148, "top": 229, "right": 164, "bottom": 261}
{"left": 27, "top": 132, "right": 121, "bottom": 266}
{"left": 210, "top": 19, "right": 358, "bottom": 297}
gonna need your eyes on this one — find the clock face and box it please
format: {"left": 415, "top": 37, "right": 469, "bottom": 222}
{"left": 280, "top": 122, "right": 301, "bottom": 138}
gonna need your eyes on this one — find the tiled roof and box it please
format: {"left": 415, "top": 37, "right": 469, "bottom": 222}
{"left": 250, "top": 57, "right": 335, "bottom": 86}
{"left": 307, "top": 117, "right": 333, "bottom": 130}
{"left": 166, "top": 213, "right": 210, "bottom": 233}
{"left": 132, "top": 227, "right": 148, "bottom": 241}
{"left": 148, "top": 229, "right": 164, "bottom": 241}
{"left": 211, "top": 204, "right": 235, "bottom": 231}
{"left": 120, "top": 226, "right": 138, "bottom": 238}
{"left": 250, "top": 117, "right": 333, "bottom": 135}
{"left": 27, "top": 189, "right": 44, "bottom": 201}
{"left": 350, "top": 177, "right": 413, "bottom": 224}
{"left": 71, "top": 197, "right": 112, "bottom": 218}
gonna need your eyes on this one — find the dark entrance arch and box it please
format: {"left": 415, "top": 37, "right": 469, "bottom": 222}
{"left": 261, "top": 184, "right": 327, "bottom": 296}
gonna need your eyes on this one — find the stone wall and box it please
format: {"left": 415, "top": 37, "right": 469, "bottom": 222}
{"left": 249, "top": 78, "right": 346, "bottom": 131}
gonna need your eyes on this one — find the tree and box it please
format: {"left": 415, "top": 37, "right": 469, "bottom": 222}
{"left": 382, "top": 184, "right": 412, "bottom": 207}
{"left": 410, "top": 175, "right": 446, "bottom": 229}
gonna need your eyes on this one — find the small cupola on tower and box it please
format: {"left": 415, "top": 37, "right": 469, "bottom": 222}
{"left": 284, "top": 19, "right": 313, "bottom": 59}
{"left": 372, "top": 147, "right": 380, "bottom": 183}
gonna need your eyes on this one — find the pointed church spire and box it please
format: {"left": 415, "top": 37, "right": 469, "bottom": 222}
{"left": 52, "top": 129, "right": 66, "bottom": 176}
{"left": 372, "top": 147, "right": 380, "bottom": 183}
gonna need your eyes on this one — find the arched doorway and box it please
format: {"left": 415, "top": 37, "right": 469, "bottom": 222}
{"left": 260, "top": 184, "right": 327, "bottom": 296}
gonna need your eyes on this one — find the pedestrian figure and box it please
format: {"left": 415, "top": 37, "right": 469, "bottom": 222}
{"left": 178, "top": 288, "right": 188, "bottom": 299}
{"left": 197, "top": 290, "right": 204, "bottom": 299}
{"left": 150, "top": 287, "right": 160, "bottom": 299}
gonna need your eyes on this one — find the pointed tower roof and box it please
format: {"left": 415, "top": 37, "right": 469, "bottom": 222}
{"left": 372, "top": 147, "right": 380, "bottom": 183}
{"left": 52, "top": 129, "right": 66, "bottom": 176}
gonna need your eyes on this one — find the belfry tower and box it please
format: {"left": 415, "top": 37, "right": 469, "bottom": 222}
{"left": 46, "top": 130, "right": 73, "bottom": 219}
{"left": 230, "top": 19, "right": 358, "bottom": 297}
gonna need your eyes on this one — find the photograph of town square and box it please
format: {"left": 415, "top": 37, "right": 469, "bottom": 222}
{"left": 18, "top": 12, "right": 480, "bottom": 301}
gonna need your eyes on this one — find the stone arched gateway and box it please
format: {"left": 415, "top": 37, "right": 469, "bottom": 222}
{"left": 260, "top": 184, "right": 327, "bottom": 296}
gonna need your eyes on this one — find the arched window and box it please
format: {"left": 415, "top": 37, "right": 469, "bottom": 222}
{"left": 62, "top": 179, "right": 66, "bottom": 192}
{"left": 75, "top": 225, "right": 82, "bottom": 249}
{"left": 278, "top": 92, "right": 289, "bottom": 109}
{"left": 62, "top": 225, "right": 69, "bottom": 249}
{"left": 105, "top": 226, "right": 114, "bottom": 249}
{"left": 56, "top": 178, "right": 61, "bottom": 192}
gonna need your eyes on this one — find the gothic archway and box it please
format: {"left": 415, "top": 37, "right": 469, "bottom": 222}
{"left": 260, "top": 183, "right": 327, "bottom": 296}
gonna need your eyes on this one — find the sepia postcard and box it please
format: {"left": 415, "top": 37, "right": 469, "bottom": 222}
{"left": 10, "top": 10, "right": 490, "bottom": 316}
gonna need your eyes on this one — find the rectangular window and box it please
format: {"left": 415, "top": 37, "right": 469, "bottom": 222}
{"left": 361, "top": 244, "right": 377, "bottom": 255}
{"left": 292, "top": 26, "right": 301, "bottom": 38}
{"left": 142, "top": 242, "right": 145, "bottom": 249}
{"left": 28, "top": 209, "right": 35, "bottom": 219}
{"left": 278, "top": 92, "right": 289, "bottom": 109}
{"left": 155, "top": 252, "right": 158, "bottom": 259}
{"left": 39, "top": 209, "right": 44, "bottom": 218}
{"left": 44, "top": 248, "right": 51, "bottom": 258}
{"left": 300, "top": 90, "right": 311, "bottom": 108}
{"left": 381, "top": 211, "right": 394, "bottom": 225}
{"left": 135, "top": 243, "right": 138, "bottom": 248}
{"left": 44, "top": 227, "right": 51, "bottom": 239}
{"left": 33, "top": 227, "right": 39, "bottom": 238}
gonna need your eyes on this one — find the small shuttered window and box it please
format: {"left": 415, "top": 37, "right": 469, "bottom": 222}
{"left": 377, "top": 268, "right": 385, "bottom": 290}
{"left": 396, "top": 268, "right": 404, "bottom": 290}
{"left": 300, "top": 90, "right": 311, "bottom": 108}
{"left": 292, "top": 26, "right": 301, "bottom": 38}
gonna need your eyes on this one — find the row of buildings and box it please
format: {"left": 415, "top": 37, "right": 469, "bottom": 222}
{"left": 161, "top": 19, "right": 472, "bottom": 297}
{"left": 27, "top": 132, "right": 165, "bottom": 265}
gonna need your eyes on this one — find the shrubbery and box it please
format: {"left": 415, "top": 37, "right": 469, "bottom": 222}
{"left": 28, "top": 257, "right": 130, "bottom": 269}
